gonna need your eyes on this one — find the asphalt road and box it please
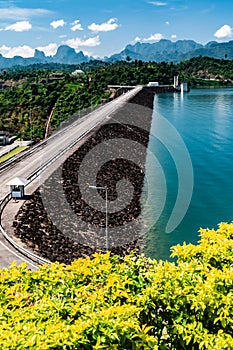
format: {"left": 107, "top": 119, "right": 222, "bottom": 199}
{"left": 0, "top": 86, "right": 142, "bottom": 268}
{"left": 0, "top": 86, "right": 142, "bottom": 200}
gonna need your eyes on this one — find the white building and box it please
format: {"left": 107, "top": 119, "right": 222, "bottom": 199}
{"left": 148, "top": 82, "right": 159, "bottom": 87}
{"left": 71, "top": 69, "right": 85, "bottom": 76}
{"left": 174, "top": 76, "right": 179, "bottom": 88}
{"left": 180, "top": 82, "right": 189, "bottom": 92}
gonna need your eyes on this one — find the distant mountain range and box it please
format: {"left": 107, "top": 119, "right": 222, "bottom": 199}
{"left": 108, "top": 39, "right": 233, "bottom": 62}
{"left": 1, "top": 39, "right": 233, "bottom": 69}
{"left": 0, "top": 45, "right": 89, "bottom": 69}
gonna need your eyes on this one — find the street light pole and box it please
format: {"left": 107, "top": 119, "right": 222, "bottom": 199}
{"left": 105, "top": 187, "right": 108, "bottom": 250}
{"left": 89, "top": 185, "right": 109, "bottom": 250}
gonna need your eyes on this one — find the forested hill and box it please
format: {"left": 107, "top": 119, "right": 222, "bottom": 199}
{"left": 108, "top": 39, "right": 233, "bottom": 62}
{"left": 1, "top": 39, "right": 233, "bottom": 68}
{"left": 0, "top": 56, "right": 233, "bottom": 140}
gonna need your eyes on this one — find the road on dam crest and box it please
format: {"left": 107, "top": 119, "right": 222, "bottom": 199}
{"left": 0, "top": 86, "right": 142, "bottom": 268}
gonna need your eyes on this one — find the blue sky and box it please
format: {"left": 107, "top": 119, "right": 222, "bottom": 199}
{"left": 0, "top": 0, "right": 233, "bottom": 58}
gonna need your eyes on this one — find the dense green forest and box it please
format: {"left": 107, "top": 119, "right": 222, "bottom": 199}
{"left": 0, "top": 69, "right": 109, "bottom": 140}
{"left": 0, "top": 56, "right": 233, "bottom": 140}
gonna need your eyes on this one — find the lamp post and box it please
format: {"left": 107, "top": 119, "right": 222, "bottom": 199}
{"left": 89, "top": 185, "right": 108, "bottom": 251}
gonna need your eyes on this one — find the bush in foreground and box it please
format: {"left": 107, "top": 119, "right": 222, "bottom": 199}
{"left": 0, "top": 222, "right": 233, "bottom": 349}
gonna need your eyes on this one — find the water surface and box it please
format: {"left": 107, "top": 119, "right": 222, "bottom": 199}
{"left": 142, "top": 88, "right": 233, "bottom": 260}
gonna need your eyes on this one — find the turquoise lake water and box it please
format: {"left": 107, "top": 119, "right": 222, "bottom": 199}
{"left": 142, "top": 88, "right": 233, "bottom": 260}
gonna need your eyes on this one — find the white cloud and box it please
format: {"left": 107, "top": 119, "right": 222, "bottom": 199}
{"left": 0, "top": 7, "right": 52, "bottom": 20}
{"left": 65, "top": 36, "right": 101, "bottom": 49}
{"left": 166, "top": 21, "right": 170, "bottom": 25}
{"left": 133, "top": 34, "right": 164, "bottom": 43}
{"left": 143, "top": 33, "right": 164, "bottom": 42}
{"left": 171, "top": 34, "right": 177, "bottom": 39}
{"left": 50, "top": 19, "right": 66, "bottom": 29}
{"left": 148, "top": 1, "right": 167, "bottom": 6}
{"left": 0, "top": 42, "right": 58, "bottom": 58}
{"left": 0, "top": 44, "right": 34, "bottom": 58}
{"left": 5, "top": 21, "right": 32, "bottom": 32}
{"left": 88, "top": 18, "right": 119, "bottom": 32}
{"left": 36, "top": 43, "right": 58, "bottom": 56}
{"left": 70, "top": 20, "right": 83, "bottom": 31}
{"left": 214, "top": 24, "right": 233, "bottom": 39}
{"left": 134, "top": 36, "right": 141, "bottom": 42}
{"left": 82, "top": 50, "right": 93, "bottom": 57}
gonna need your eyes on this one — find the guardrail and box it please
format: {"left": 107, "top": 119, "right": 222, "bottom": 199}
{"left": 0, "top": 86, "right": 143, "bottom": 266}
{"left": 0, "top": 104, "right": 93, "bottom": 173}
{"left": 0, "top": 86, "right": 137, "bottom": 174}
{"left": 0, "top": 192, "right": 11, "bottom": 217}
{"left": 0, "top": 118, "right": 103, "bottom": 266}
{"left": 0, "top": 192, "right": 51, "bottom": 265}
{"left": 0, "top": 104, "right": 112, "bottom": 266}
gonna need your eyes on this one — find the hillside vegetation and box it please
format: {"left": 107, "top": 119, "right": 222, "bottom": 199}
{"left": 0, "top": 56, "right": 233, "bottom": 140}
{"left": 0, "top": 223, "right": 232, "bottom": 349}
{"left": 0, "top": 68, "right": 109, "bottom": 140}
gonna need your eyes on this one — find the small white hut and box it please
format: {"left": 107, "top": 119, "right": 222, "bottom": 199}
{"left": 7, "top": 177, "right": 28, "bottom": 199}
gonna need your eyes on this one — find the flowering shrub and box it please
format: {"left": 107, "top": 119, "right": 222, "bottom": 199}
{"left": 0, "top": 222, "right": 233, "bottom": 349}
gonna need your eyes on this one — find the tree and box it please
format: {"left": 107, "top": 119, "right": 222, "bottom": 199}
{"left": 0, "top": 222, "right": 232, "bottom": 348}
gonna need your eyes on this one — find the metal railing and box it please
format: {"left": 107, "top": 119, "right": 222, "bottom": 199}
{"left": 0, "top": 121, "right": 102, "bottom": 265}
{"left": 0, "top": 104, "right": 112, "bottom": 265}
{"left": 0, "top": 86, "right": 139, "bottom": 174}
{"left": 0, "top": 86, "right": 143, "bottom": 265}
{"left": 0, "top": 192, "right": 51, "bottom": 265}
